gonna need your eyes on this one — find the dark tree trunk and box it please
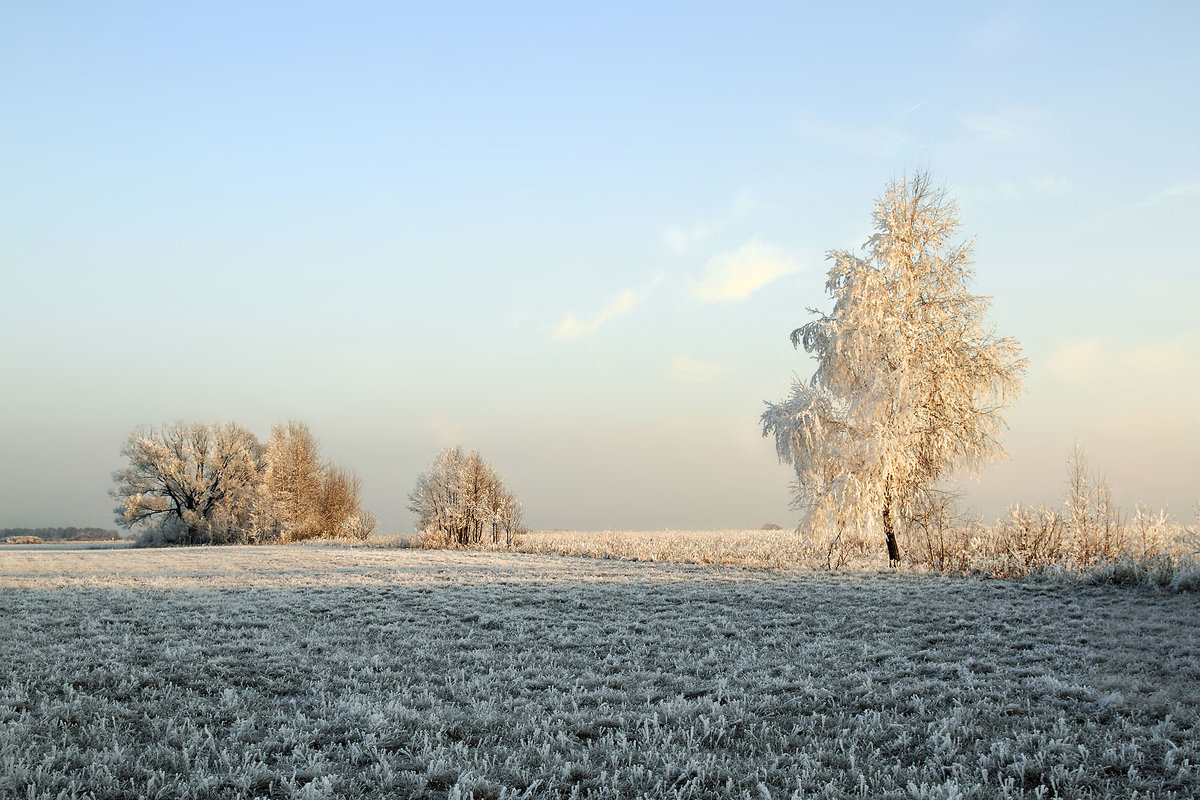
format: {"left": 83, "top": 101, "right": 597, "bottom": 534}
{"left": 883, "top": 496, "right": 901, "bottom": 566}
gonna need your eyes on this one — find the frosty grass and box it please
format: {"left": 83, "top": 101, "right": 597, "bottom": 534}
{"left": 2, "top": 544, "right": 1197, "bottom": 798}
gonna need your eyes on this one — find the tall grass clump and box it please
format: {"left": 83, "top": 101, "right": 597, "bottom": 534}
{"left": 902, "top": 447, "right": 1199, "bottom": 590}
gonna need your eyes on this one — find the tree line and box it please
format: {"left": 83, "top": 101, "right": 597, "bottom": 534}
{"left": 1, "top": 527, "right": 121, "bottom": 542}
{"left": 111, "top": 422, "right": 526, "bottom": 549}
{"left": 111, "top": 420, "right": 377, "bottom": 546}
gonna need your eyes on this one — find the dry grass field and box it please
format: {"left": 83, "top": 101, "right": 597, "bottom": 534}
{"left": 2, "top": 543, "right": 1198, "bottom": 798}
{"left": 515, "top": 529, "right": 813, "bottom": 570}
{"left": 517, "top": 526, "right": 1200, "bottom": 587}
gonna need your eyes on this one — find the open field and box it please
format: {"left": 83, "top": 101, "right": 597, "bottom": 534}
{"left": 2, "top": 545, "right": 1198, "bottom": 799}
{"left": 515, "top": 529, "right": 812, "bottom": 570}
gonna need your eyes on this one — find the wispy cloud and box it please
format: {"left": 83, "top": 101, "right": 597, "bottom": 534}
{"left": 554, "top": 290, "right": 637, "bottom": 340}
{"left": 669, "top": 355, "right": 724, "bottom": 382}
{"left": 932, "top": 107, "right": 1046, "bottom": 164}
{"left": 1132, "top": 181, "right": 1200, "bottom": 209}
{"left": 692, "top": 240, "right": 800, "bottom": 302}
{"left": 1158, "top": 182, "right": 1200, "bottom": 200}
{"left": 665, "top": 224, "right": 714, "bottom": 255}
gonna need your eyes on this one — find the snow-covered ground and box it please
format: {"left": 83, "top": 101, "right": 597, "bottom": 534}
{"left": 2, "top": 545, "right": 1197, "bottom": 798}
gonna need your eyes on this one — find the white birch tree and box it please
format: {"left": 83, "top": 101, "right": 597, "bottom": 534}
{"left": 762, "top": 173, "right": 1026, "bottom": 565}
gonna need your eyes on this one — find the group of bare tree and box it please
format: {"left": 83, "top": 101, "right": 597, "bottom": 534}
{"left": 260, "top": 421, "right": 375, "bottom": 543}
{"left": 111, "top": 420, "right": 375, "bottom": 546}
{"left": 408, "top": 446, "right": 524, "bottom": 548}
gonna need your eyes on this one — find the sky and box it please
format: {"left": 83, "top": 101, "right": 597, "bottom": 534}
{"left": 1, "top": 2, "right": 1198, "bottom": 534}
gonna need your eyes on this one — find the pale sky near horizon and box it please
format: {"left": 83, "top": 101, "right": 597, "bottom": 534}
{"left": 2, "top": 2, "right": 1198, "bottom": 534}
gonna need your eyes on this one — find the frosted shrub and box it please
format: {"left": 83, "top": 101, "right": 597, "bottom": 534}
{"left": 1129, "top": 504, "right": 1170, "bottom": 559}
{"left": 340, "top": 512, "right": 378, "bottom": 540}
{"left": 1052, "top": 448, "right": 1191, "bottom": 583}
{"left": 1063, "top": 446, "right": 1124, "bottom": 565}
{"left": 1185, "top": 502, "right": 1200, "bottom": 557}
{"left": 1088, "top": 553, "right": 1200, "bottom": 590}
{"left": 901, "top": 491, "right": 981, "bottom": 573}
{"left": 991, "top": 504, "right": 1067, "bottom": 576}
{"left": 411, "top": 527, "right": 456, "bottom": 550}
{"left": 810, "top": 520, "right": 878, "bottom": 570}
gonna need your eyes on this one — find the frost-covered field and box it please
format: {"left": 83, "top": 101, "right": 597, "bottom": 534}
{"left": 517, "top": 527, "right": 1200, "bottom": 586}
{"left": 516, "top": 529, "right": 810, "bottom": 569}
{"left": 2, "top": 546, "right": 1198, "bottom": 799}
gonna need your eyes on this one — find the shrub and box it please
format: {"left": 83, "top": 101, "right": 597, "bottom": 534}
{"left": 992, "top": 504, "right": 1069, "bottom": 576}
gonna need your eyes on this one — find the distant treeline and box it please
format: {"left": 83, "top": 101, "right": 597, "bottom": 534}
{"left": 1, "top": 527, "right": 123, "bottom": 542}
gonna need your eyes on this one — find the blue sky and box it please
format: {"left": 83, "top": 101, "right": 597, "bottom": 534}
{"left": 2, "top": 2, "right": 1197, "bottom": 532}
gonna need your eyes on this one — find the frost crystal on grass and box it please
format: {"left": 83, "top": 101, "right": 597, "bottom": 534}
{"left": 2, "top": 545, "right": 1197, "bottom": 798}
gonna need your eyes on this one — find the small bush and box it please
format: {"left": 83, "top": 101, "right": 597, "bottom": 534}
{"left": 901, "top": 490, "right": 981, "bottom": 573}
{"left": 411, "top": 528, "right": 456, "bottom": 550}
{"left": 993, "top": 504, "right": 1069, "bottom": 575}
{"left": 340, "top": 512, "right": 378, "bottom": 540}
